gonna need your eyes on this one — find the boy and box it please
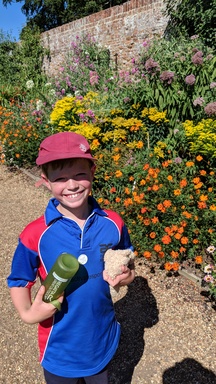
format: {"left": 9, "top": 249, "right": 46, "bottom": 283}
{"left": 7, "top": 132, "right": 135, "bottom": 384}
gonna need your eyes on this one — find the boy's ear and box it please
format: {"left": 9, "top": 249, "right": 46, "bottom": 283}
{"left": 91, "top": 164, "right": 96, "bottom": 177}
{"left": 40, "top": 173, "right": 52, "bottom": 190}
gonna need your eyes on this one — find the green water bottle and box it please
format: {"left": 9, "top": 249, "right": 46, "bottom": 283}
{"left": 42, "top": 252, "right": 79, "bottom": 303}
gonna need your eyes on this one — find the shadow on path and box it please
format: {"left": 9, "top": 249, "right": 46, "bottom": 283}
{"left": 109, "top": 276, "right": 159, "bottom": 384}
{"left": 163, "top": 358, "right": 216, "bottom": 384}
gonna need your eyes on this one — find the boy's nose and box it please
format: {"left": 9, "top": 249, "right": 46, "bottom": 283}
{"left": 66, "top": 178, "right": 78, "bottom": 188}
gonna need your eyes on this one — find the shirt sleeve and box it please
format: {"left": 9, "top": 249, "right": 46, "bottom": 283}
{"left": 7, "top": 239, "right": 40, "bottom": 288}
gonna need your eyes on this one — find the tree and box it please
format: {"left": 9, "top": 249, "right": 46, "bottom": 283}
{"left": 164, "top": 0, "right": 216, "bottom": 50}
{"left": 3, "top": 0, "right": 129, "bottom": 33}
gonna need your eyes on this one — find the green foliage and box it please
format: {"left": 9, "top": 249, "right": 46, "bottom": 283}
{"left": 127, "top": 37, "right": 216, "bottom": 126}
{"left": 164, "top": 0, "right": 216, "bottom": 50}
{"left": 0, "top": 27, "right": 49, "bottom": 105}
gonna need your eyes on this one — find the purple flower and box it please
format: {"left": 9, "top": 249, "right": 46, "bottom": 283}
{"left": 185, "top": 74, "right": 196, "bottom": 85}
{"left": 190, "top": 35, "right": 199, "bottom": 40}
{"left": 192, "top": 51, "right": 203, "bottom": 65}
{"left": 174, "top": 157, "right": 182, "bottom": 164}
{"left": 193, "top": 97, "right": 205, "bottom": 106}
{"left": 210, "top": 82, "right": 216, "bottom": 89}
{"left": 145, "top": 58, "right": 160, "bottom": 73}
{"left": 204, "top": 102, "right": 216, "bottom": 116}
{"left": 160, "top": 71, "right": 175, "bottom": 84}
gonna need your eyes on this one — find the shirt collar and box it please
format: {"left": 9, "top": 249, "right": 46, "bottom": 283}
{"left": 45, "top": 196, "right": 107, "bottom": 226}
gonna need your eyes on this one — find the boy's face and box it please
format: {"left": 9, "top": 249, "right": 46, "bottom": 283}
{"left": 42, "top": 159, "right": 95, "bottom": 216}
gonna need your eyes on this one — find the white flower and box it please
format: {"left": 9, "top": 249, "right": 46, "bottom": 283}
{"left": 203, "top": 274, "right": 214, "bottom": 283}
{"left": 206, "top": 245, "right": 216, "bottom": 254}
{"left": 26, "top": 80, "right": 34, "bottom": 89}
{"left": 204, "top": 264, "right": 214, "bottom": 273}
{"left": 48, "top": 89, "right": 56, "bottom": 97}
{"left": 36, "top": 100, "right": 43, "bottom": 111}
{"left": 45, "top": 82, "right": 52, "bottom": 87}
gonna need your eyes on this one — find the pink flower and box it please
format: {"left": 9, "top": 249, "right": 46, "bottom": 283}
{"left": 192, "top": 51, "right": 203, "bottom": 65}
{"left": 210, "top": 82, "right": 216, "bottom": 89}
{"left": 145, "top": 58, "right": 160, "bottom": 73}
{"left": 160, "top": 71, "right": 175, "bottom": 84}
{"left": 193, "top": 97, "right": 205, "bottom": 106}
{"left": 204, "top": 102, "right": 216, "bottom": 116}
{"left": 185, "top": 74, "right": 196, "bottom": 85}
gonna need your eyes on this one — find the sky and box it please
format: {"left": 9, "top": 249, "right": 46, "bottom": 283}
{"left": 0, "top": 1, "right": 26, "bottom": 41}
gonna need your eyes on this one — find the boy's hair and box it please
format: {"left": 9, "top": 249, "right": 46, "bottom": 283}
{"left": 42, "top": 158, "right": 95, "bottom": 178}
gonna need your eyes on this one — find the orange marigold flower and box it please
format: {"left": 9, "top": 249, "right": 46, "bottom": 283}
{"left": 15, "top": 153, "right": 20, "bottom": 158}
{"left": 163, "top": 200, "right": 172, "bottom": 208}
{"left": 110, "top": 187, "right": 117, "bottom": 193}
{"left": 174, "top": 233, "right": 181, "bottom": 240}
{"left": 194, "top": 182, "right": 203, "bottom": 189}
{"left": 210, "top": 205, "right": 216, "bottom": 211}
{"left": 182, "top": 211, "right": 192, "bottom": 219}
{"left": 162, "top": 160, "right": 170, "bottom": 168}
{"left": 115, "top": 197, "right": 121, "bottom": 203}
{"left": 152, "top": 184, "right": 159, "bottom": 191}
{"left": 172, "top": 262, "right": 180, "bottom": 271}
{"left": 198, "top": 201, "right": 207, "bottom": 209}
{"left": 174, "top": 189, "right": 181, "bottom": 196}
{"left": 181, "top": 221, "right": 187, "bottom": 227}
{"left": 208, "top": 228, "right": 214, "bottom": 233}
{"left": 143, "top": 164, "right": 149, "bottom": 170}
{"left": 123, "top": 198, "right": 133, "bottom": 207}
{"left": 195, "top": 255, "right": 203, "bottom": 264}
{"left": 179, "top": 246, "right": 186, "bottom": 253}
{"left": 162, "top": 235, "right": 172, "bottom": 244}
{"left": 115, "top": 170, "right": 123, "bottom": 177}
{"left": 196, "top": 155, "right": 203, "bottom": 161}
{"left": 97, "top": 198, "right": 103, "bottom": 204}
{"left": 143, "top": 218, "right": 151, "bottom": 225}
{"left": 193, "top": 177, "right": 200, "bottom": 184}
{"left": 140, "top": 179, "right": 146, "bottom": 186}
{"left": 158, "top": 251, "right": 165, "bottom": 258}
{"left": 186, "top": 161, "right": 194, "bottom": 167}
{"left": 154, "top": 244, "right": 162, "bottom": 252}
{"left": 208, "top": 187, "right": 213, "bottom": 192}
{"left": 167, "top": 175, "right": 173, "bottom": 181}
{"left": 125, "top": 187, "right": 130, "bottom": 195}
{"left": 143, "top": 251, "right": 152, "bottom": 259}
{"left": 200, "top": 194, "right": 208, "bottom": 201}
{"left": 112, "top": 154, "right": 120, "bottom": 162}
{"left": 170, "top": 250, "right": 179, "bottom": 259}
{"left": 192, "top": 239, "right": 199, "bottom": 244}
{"left": 151, "top": 216, "right": 159, "bottom": 224}
{"left": 150, "top": 232, "right": 156, "bottom": 239}
{"left": 141, "top": 207, "right": 147, "bottom": 214}
{"left": 179, "top": 179, "right": 187, "bottom": 188}
{"left": 164, "top": 262, "right": 173, "bottom": 271}
{"left": 180, "top": 236, "right": 188, "bottom": 244}
{"left": 129, "top": 176, "right": 134, "bottom": 181}
{"left": 200, "top": 170, "right": 206, "bottom": 176}
{"left": 157, "top": 203, "right": 164, "bottom": 211}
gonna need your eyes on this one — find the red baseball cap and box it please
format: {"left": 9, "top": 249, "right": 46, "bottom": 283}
{"left": 36, "top": 132, "right": 96, "bottom": 165}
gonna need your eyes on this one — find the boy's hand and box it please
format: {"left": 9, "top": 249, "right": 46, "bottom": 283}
{"left": 29, "top": 285, "right": 64, "bottom": 323}
{"left": 103, "top": 264, "right": 135, "bottom": 287}
{"left": 10, "top": 286, "right": 64, "bottom": 325}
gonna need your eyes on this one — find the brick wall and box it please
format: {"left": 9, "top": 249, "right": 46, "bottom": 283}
{"left": 41, "top": 0, "right": 168, "bottom": 75}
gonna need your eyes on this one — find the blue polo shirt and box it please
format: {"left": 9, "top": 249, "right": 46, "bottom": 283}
{"left": 7, "top": 196, "right": 133, "bottom": 378}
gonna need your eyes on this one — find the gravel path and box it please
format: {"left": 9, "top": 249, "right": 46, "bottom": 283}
{"left": 0, "top": 165, "right": 215, "bottom": 384}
